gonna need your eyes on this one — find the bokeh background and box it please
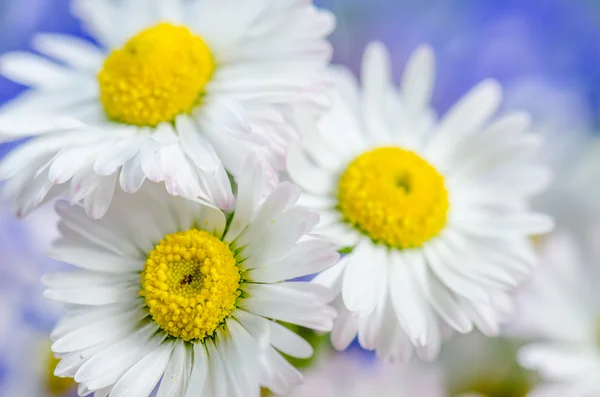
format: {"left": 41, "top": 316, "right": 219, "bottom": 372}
{"left": 1, "top": 0, "right": 600, "bottom": 396}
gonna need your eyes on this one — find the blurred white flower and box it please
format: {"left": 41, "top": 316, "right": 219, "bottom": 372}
{"left": 509, "top": 232, "right": 600, "bottom": 397}
{"left": 503, "top": 78, "right": 600, "bottom": 258}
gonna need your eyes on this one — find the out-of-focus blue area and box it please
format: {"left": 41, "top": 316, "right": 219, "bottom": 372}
{"left": 0, "top": 0, "right": 94, "bottom": 103}
{"left": 0, "top": 0, "right": 94, "bottom": 159}
{"left": 316, "top": 0, "right": 600, "bottom": 126}
{"left": 1, "top": 0, "right": 599, "bottom": 127}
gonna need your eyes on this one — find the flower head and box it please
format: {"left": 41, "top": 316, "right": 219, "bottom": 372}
{"left": 287, "top": 42, "right": 553, "bottom": 362}
{"left": 43, "top": 157, "right": 340, "bottom": 397}
{"left": 509, "top": 232, "right": 600, "bottom": 397}
{"left": 0, "top": 0, "right": 335, "bottom": 218}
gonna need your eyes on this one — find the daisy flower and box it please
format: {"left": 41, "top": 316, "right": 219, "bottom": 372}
{"left": 42, "top": 157, "right": 340, "bottom": 397}
{"left": 509, "top": 232, "right": 600, "bottom": 397}
{"left": 0, "top": 0, "right": 335, "bottom": 218}
{"left": 286, "top": 42, "right": 553, "bottom": 361}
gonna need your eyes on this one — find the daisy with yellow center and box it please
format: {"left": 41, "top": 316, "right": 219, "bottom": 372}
{"left": 287, "top": 42, "right": 553, "bottom": 362}
{"left": 0, "top": 0, "right": 334, "bottom": 218}
{"left": 42, "top": 158, "right": 340, "bottom": 397}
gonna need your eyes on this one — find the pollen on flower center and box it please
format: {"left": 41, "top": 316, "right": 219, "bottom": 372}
{"left": 337, "top": 147, "right": 449, "bottom": 249}
{"left": 140, "top": 229, "right": 241, "bottom": 341}
{"left": 98, "top": 23, "right": 215, "bottom": 127}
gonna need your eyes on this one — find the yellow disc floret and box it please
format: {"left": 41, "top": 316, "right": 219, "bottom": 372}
{"left": 337, "top": 147, "right": 449, "bottom": 249}
{"left": 98, "top": 23, "right": 215, "bottom": 127}
{"left": 140, "top": 229, "right": 240, "bottom": 341}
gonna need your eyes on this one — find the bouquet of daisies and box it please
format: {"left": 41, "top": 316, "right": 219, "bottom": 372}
{"left": 0, "top": 1, "right": 598, "bottom": 397}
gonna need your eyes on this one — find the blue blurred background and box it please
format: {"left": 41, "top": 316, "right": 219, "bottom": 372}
{"left": 1, "top": 0, "right": 599, "bottom": 396}
{"left": 1, "top": 0, "right": 598, "bottom": 155}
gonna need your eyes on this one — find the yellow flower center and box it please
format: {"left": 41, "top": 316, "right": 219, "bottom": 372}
{"left": 98, "top": 23, "right": 215, "bottom": 127}
{"left": 140, "top": 229, "right": 241, "bottom": 341}
{"left": 337, "top": 147, "right": 449, "bottom": 249}
{"left": 46, "top": 348, "right": 74, "bottom": 396}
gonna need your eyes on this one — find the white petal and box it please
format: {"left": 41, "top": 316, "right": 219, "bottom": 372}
{"left": 412, "top": 253, "right": 473, "bottom": 334}
{"left": 361, "top": 41, "right": 393, "bottom": 144}
{"left": 239, "top": 207, "right": 319, "bottom": 269}
{"left": 157, "top": 340, "right": 189, "bottom": 397}
{"left": 224, "top": 155, "right": 269, "bottom": 243}
{"left": 175, "top": 115, "right": 220, "bottom": 172}
{"left": 49, "top": 240, "right": 143, "bottom": 274}
{"left": 248, "top": 238, "right": 340, "bottom": 283}
{"left": 388, "top": 249, "right": 431, "bottom": 346}
{"left": 0, "top": 115, "right": 86, "bottom": 142}
{"left": 268, "top": 321, "right": 313, "bottom": 359}
{"left": 426, "top": 80, "right": 502, "bottom": 165}
{"left": 330, "top": 302, "right": 358, "bottom": 351}
{"left": 119, "top": 153, "right": 146, "bottom": 194}
{"left": 183, "top": 343, "right": 209, "bottom": 397}
{"left": 401, "top": 45, "right": 435, "bottom": 118}
{"left": 44, "top": 284, "right": 139, "bottom": 306}
{"left": 84, "top": 173, "right": 117, "bottom": 219}
{"left": 76, "top": 322, "right": 163, "bottom": 390}
{"left": 233, "top": 309, "right": 271, "bottom": 350}
{"left": 52, "top": 308, "right": 146, "bottom": 353}
{"left": 342, "top": 240, "right": 385, "bottom": 316}
{"left": 232, "top": 182, "right": 301, "bottom": 249}
{"left": 109, "top": 340, "right": 174, "bottom": 397}
{"left": 205, "top": 339, "right": 229, "bottom": 397}
{"left": 259, "top": 346, "right": 303, "bottom": 396}
{"left": 0, "top": 52, "right": 76, "bottom": 88}
{"left": 286, "top": 144, "right": 335, "bottom": 195}
{"left": 32, "top": 33, "right": 105, "bottom": 72}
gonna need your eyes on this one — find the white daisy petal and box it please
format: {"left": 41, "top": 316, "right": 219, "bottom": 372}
{"left": 388, "top": 250, "right": 431, "bottom": 346}
{"left": 401, "top": 44, "right": 435, "bottom": 118}
{"left": 248, "top": 238, "right": 340, "bottom": 283}
{"left": 84, "top": 173, "right": 118, "bottom": 219}
{"left": 0, "top": 52, "right": 78, "bottom": 88}
{"left": 51, "top": 309, "right": 146, "bottom": 353}
{"left": 233, "top": 310, "right": 271, "bottom": 350}
{"left": 259, "top": 346, "right": 303, "bottom": 396}
{"left": 342, "top": 239, "right": 385, "bottom": 316}
{"left": 268, "top": 322, "right": 313, "bottom": 359}
{"left": 362, "top": 41, "right": 393, "bottom": 144}
{"left": 156, "top": 340, "right": 189, "bottom": 397}
{"left": 32, "top": 33, "right": 106, "bottom": 72}
{"left": 426, "top": 79, "right": 502, "bottom": 165}
{"left": 109, "top": 339, "right": 174, "bottom": 397}
{"left": 286, "top": 144, "right": 335, "bottom": 195}
{"left": 411, "top": 253, "right": 473, "bottom": 334}
{"left": 224, "top": 155, "right": 269, "bottom": 243}
{"left": 119, "top": 154, "right": 147, "bottom": 194}
{"left": 330, "top": 300, "right": 358, "bottom": 351}
{"left": 75, "top": 321, "right": 163, "bottom": 389}
{"left": 239, "top": 207, "right": 319, "bottom": 269}
{"left": 183, "top": 343, "right": 208, "bottom": 397}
